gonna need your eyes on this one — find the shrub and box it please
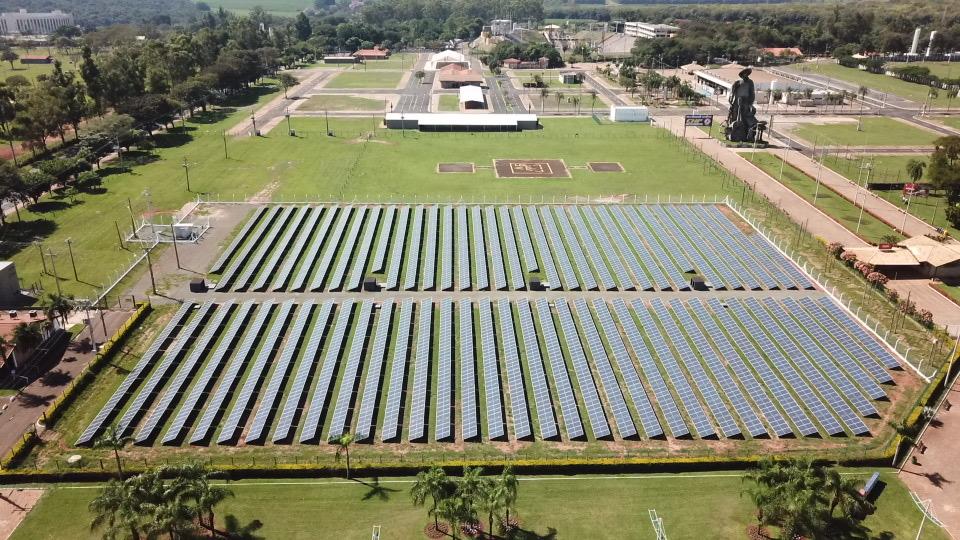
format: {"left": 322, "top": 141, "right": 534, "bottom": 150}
{"left": 866, "top": 271, "right": 889, "bottom": 287}
{"left": 917, "top": 309, "right": 934, "bottom": 327}
{"left": 826, "top": 241, "right": 844, "bottom": 257}
{"left": 841, "top": 252, "right": 858, "bottom": 265}
{"left": 886, "top": 288, "right": 900, "bottom": 302}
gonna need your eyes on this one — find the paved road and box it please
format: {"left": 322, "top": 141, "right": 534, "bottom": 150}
{"left": 583, "top": 72, "right": 628, "bottom": 107}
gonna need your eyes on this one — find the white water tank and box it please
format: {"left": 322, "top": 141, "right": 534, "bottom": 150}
{"left": 609, "top": 106, "right": 649, "bottom": 122}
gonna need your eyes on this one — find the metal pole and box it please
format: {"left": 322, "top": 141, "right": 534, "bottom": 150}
{"left": 222, "top": 130, "right": 228, "bottom": 159}
{"left": 115, "top": 221, "right": 125, "bottom": 249}
{"left": 182, "top": 157, "right": 191, "bottom": 192}
{"left": 170, "top": 223, "right": 181, "bottom": 269}
{"left": 37, "top": 243, "right": 48, "bottom": 274}
{"left": 65, "top": 238, "right": 78, "bottom": 281}
{"left": 250, "top": 113, "right": 257, "bottom": 135}
{"left": 144, "top": 248, "right": 157, "bottom": 295}
{"left": 127, "top": 198, "right": 138, "bottom": 239}
{"left": 48, "top": 249, "right": 62, "bottom": 295}
{"left": 902, "top": 193, "right": 913, "bottom": 233}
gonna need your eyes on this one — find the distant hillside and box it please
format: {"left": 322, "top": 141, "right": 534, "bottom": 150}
{"left": 0, "top": 0, "right": 200, "bottom": 27}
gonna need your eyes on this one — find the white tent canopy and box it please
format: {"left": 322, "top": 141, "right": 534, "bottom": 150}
{"left": 426, "top": 49, "right": 469, "bottom": 71}
{"left": 459, "top": 85, "right": 485, "bottom": 104}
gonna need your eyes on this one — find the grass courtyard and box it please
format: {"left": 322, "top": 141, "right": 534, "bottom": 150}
{"left": 784, "top": 62, "right": 956, "bottom": 107}
{"left": 788, "top": 117, "right": 939, "bottom": 147}
{"left": 748, "top": 152, "right": 901, "bottom": 244}
{"left": 888, "top": 61, "right": 960, "bottom": 80}
{"left": 437, "top": 94, "right": 460, "bottom": 112}
{"left": 2, "top": 112, "right": 743, "bottom": 300}
{"left": 0, "top": 48, "right": 76, "bottom": 82}
{"left": 326, "top": 71, "right": 405, "bottom": 89}
{"left": 298, "top": 94, "right": 387, "bottom": 112}
{"left": 9, "top": 472, "right": 947, "bottom": 540}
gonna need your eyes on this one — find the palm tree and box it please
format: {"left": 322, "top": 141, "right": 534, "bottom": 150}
{"left": 171, "top": 462, "right": 234, "bottom": 533}
{"left": 89, "top": 479, "right": 143, "bottom": 540}
{"left": 823, "top": 469, "right": 873, "bottom": 519}
{"left": 476, "top": 477, "right": 506, "bottom": 537}
{"left": 411, "top": 466, "right": 451, "bottom": 528}
{"left": 498, "top": 466, "right": 519, "bottom": 527}
{"left": 905, "top": 159, "right": 926, "bottom": 184}
{"left": 856, "top": 85, "right": 869, "bottom": 131}
{"left": 588, "top": 90, "right": 598, "bottom": 114}
{"left": 43, "top": 292, "right": 76, "bottom": 326}
{"left": 889, "top": 420, "right": 919, "bottom": 466}
{"left": 94, "top": 425, "right": 134, "bottom": 479}
{"left": 927, "top": 86, "right": 940, "bottom": 113}
{"left": 334, "top": 432, "right": 355, "bottom": 478}
{"left": 539, "top": 87, "right": 550, "bottom": 114}
{"left": 570, "top": 95, "right": 581, "bottom": 115}
{"left": 0, "top": 335, "right": 9, "bottom": 363}
{"left": 415, "top": 70, "right": 425, "bottom": 84}
{"left": 12, "top": 322, "right": 44, "bottom": 353}
{"left": 142, "top": 496, "right": 195, "bottom": 540}
{"left": 948, "top": 88, "right": 959, "bottom": 112}
{"left": 437, "top": 493, "right": 473, "bottom": 540}
{"left": 555, "top": 91, "right": 565, "bottom": 112}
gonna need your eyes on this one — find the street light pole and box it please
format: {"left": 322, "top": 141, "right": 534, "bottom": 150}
{"left": 48, "top": 249, "right": 62, "bottom": 295}
{"left": 250, "top": 113, "right": 257, "bottom": 136}
{"left": 144, "top": 247, "right": 157, "bottom": 295}
{"left": 65, "top": 238, "right": 78, "bottom": 281}
{"left": 181, "top": 157, "right": 191, "bottom": 192}
{"left": 170, "top": 223, "right": 181, "bottom": 269}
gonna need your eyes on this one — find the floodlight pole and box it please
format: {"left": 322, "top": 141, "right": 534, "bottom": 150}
{"left": 128, "top": 198, "right": 138, "bottom": 239}
{"left": 813, "top": 149, "right": 825, "bottom": 205}
{"left": 65, "top": 238, "right": 78, "bottom": 281}
{"left": 902, "top": 192, "right": 914, "bottom": 234}
{"left": 856, "top": 164, "right": 872, "bottom": 233}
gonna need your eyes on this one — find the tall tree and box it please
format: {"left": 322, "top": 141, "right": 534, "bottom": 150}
{"left": 334, "top": 432, "right": 355, "bottom": 478}
{"left": 89, "top": 479, "right": 143, "bottom": 540}
{"left": 294, "top": 12, "right": 313, "bottom": 41}
{"left": 94, "top": 425, "right": 134, "bottom": 479}
{"left": 906, "top": 159, "right": 926, "bottom": 183}
{"left": 0, "top": 49, "right": 17, "bottom": 70}
{"left": 79, "top": 46, "right": 104, "bottom": 114}
{"left": 411, "top": 466, "right": 451, "bottom": 528}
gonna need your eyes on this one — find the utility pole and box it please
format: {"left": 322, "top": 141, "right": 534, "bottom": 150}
{"left": 36, "top": 242, "right": 48, "bottom": 274}
{"left": 127, "top": 198, "right": 138, "bottom": 239}
{"left": 285, "top": 108, "right": 292, "bottom": 135}
{"left": 48, "top": 249, "right": 62, "bottom": 295}
{"left": 115, "top": 221, "right": 125, "bottom": 249}
{"left": 144, "top": 247, "right": 157, "bottom": 295}
{"left": 222, "top": 130, "right": 228, "bottom": 159}
{"left": 250, "top": 113, "right": 258, "bottom": 136}
{"left": 325, "top": 110, "right": 330, "bottom": 135}
{"left": 65, "top": 238, "right": 78, "bottom": 281}
{"left": 170, "top": 223, "right": 181, "bottom": 269}
{"left": 181, "top": 157, "right": 191, "bottom": 192}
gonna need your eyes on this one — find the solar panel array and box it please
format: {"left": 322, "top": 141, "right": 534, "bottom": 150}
{"left": 86, "top": 294, "right": 900, "bottom": 446}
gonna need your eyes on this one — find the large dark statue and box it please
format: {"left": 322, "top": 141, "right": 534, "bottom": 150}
{"left": 725, "top": 67, "right": 765, "bottom": 143}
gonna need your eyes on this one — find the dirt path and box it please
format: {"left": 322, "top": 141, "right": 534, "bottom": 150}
{"left": 0, "top": 488, "right": 41, "bottom": 540}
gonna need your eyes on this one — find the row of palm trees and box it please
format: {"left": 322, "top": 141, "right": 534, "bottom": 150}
{"left": 411, "top": 466, "right": 519, "bottom": 539}
{"left": 89, "top": 463, "right": 235, "bottom": 540}
{"left": 536, "top": 88, "right": 599, "bottom": 115}
{"left": 741, "top": 458, "right": 874, "bottom": 539}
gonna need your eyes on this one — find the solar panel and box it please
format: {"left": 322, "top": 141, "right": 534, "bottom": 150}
{"left": 666, "top": 299, "right": 766, "bottom": 438}
{"left": 272, "top": 301, "right": 335, "bottom": 443}
{"left": 571, "top": 299, "right": 636, "bottom": 438}
{"left": 230, "top": 206, "right": 296, "bottom": 291}
{"left": 533, "top": 298, "right": 584, "bottom": 439}
{"left": 190, "top": 303, "right": 275, "bottom": 444}
{"left": 552, "top": 207, "right": 599, "bottom": 291}
{"left": 515, "top": 299, "right": 558, "bottom": 440}
{"left": 498, "top": 207, "right": 526, "bottom": 290}
{"left": 538, "top": 207, "right": 579, "bottom": 290}
{"left": 135, "top": 301, "right": 237, "bottom": 443}
{"left": 459, "top": 299, "right": 479, "bottom": 440}
{"left": 648, "top": 298, "right": 740, "bottom": 438}
{"left": 327, "top": 207, "right": 369, "bottom": 291}
{"left": 381, "top": 299, "right": 414, "bottom": 441}
{"left": 408, "top": 299, "right": 433, "bottom": 441}
{"left": 630, "top": 299, "right": 716, "bottom": 439}
{"left": 246, "top": 301, "right": 315, "bottom": 443}
{"left": 813, "top": 297, "right": 901, "bottom": 370}
{"left": 403, "top": 206, "right": 425, "bottom": 291}
{"left": 328, "top": 300, "right": 375, "bottom": 441}
{"left": 590, "top": 299, "right": 663, "bottom": 439}
{"left": 347, "top": 207, "right": 382, "bottom": 291}
{"left": 662, "top": 205, "right": 752, "bottom": 290}
{"left": 435, "top": 299, "right": 454, "bottom": 441}
{"left": 745, "top": 232, "right": 814, "bottom": 290}
{"left": 478, "top": 298, "right": 505, "bottom": 439}
{"left": 421, "top": 206, "right": 439, "bottom": 290}
{"left": 215, "top": 207, "right": 281, "bottom": 291}
{"left": 497, "top": 300, "right": 531, "bottom": 439}
{"left": 385, "top": 207, "right": 411, "bottom": 290}
{"left": 566, "top": 208, "right": 616, "bottom": 290}
{"left": 579, "top": 207, "right": 634, "bottom": 290}
{"left": 441, "top": 207, "right": 454, "bottom": 291}
{"left": 699, "top": 205, "right": 797, "bottom": 290}
{"left": 77, "top": 302, "right": 195, "bottom": 446}
{"left": 620, "top": 206, "right": 689, "bottom": 290}
{"left": 370, "top": 206, "right": 396, "bottom": 273}
{"left": 355, "top": 300, "right": 394, "bottom": 442}
{"left": 642, "top": 205, "right": 726, "bottom": 290}
{"left": 271, "top": 207, "right": 324, "bottom": 291}
{"left": 483, "top": 207, "right": 508, "bottom": 291}
{"left": 686, "top": 298, "right": 792, "bottom": 438}
{"left": 758, "top": 298, "right": 877, "bottom": 421}
{"left": 678, "top": 205, "right": 773, "bottom": 290}
{"left": 706, "top": 298, "right": 820, "bottom": 437}
{"left": 635, "top": 205, "right": 695, "bottom": 274}
{"left": 591, "top": 206, "right": 653, "bottom": 290}
{"left": 289, "top": 206, "right": 340, "bottom": 291}
{"left": 252, "top": 206, "right": 309, "bottom": 291}
{"left": 217, "top": 300, "right": 295, "bottom": 444}
{"left": 457, "top": 206, "right": 471, "bottom": 291}
{"left": 605, "top": 206, "right": 670, "bottom": 291}
{"left": 161, "top": 302, "right": 256, "bottom": 445}
{"left": 783, "top": 298, "right": 890, "bottom": 393}
{"left": 511, "top": 206, "right": 539, "bottom": 272}
{"left": 310, "top": 206, "right": 359, "bottom": 291}
{"left": 724, "top": 298, "right": 845, "bottom": 436}
{"left": 299, "top": 300, "right": 356, "bottom": 443}
{"left": 210, "top": 206, "right": 267, "bottom": 274}
{"left": 553, "top": 299, "right": 609, "bottom": 439}
{"left": 610, "top": 299, "right": 689, "bottom": 438}
{"left": 117, "top": 302, "right": 214, "bottom": 437}
{"left": 525, "top": 207, "right": 561, "bottom": 289}
{"left": 471, "top": 207, "right": 489, "bottom": 290}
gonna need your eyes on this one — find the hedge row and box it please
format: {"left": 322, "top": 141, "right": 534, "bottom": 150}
{"left": 0, "top": 302, "right": 152, "bottom": 470}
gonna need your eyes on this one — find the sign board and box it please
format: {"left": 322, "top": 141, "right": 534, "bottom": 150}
{"left": 684, "top": 114, "right": 713, "bottom": 127}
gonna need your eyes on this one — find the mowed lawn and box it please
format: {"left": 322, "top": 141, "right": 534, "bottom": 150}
{"left": 326, "top": 71, "right": 404, "bottom": 89}
{"left": 203, "top": 0, "right": 310, "bottom": 17}
{"left": 9, "top": 472, "right": 948, "bottom": 540}
{"left": 783, "top": 62, "right": 956, "bottom": 107}
{"left": 789, "top": 117, "right": 939, "bottom": 147}
{"left": 438, "top": 94, "right": 460, "bottom": 111}
{"left": 749, "top": 152, "right": 901, "bottom": 243}
{"left": 0, "top": 47, "right": 76, "bottom": 82}
{"left": 888, "top": 61, "right": 960, "bottom": 79}
{"left": 298, "top": 94, "right": 386, "bottom": 112}
{"left": 931, "top": 116, "right": 960, "bottom": 131}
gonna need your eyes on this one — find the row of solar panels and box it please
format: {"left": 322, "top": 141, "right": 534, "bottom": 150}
{"left": 209, "top": 204, "right": 813, "bottom": 293}
{"left": 76, "top": 295, "right": 897, "bottom": 446}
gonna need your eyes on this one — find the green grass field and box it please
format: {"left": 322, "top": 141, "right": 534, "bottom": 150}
{"left": 512, "top": 70, "right": 586, "bottom": 89}
{"left": 749, "top": 152, "right": 901, "bottom": 243}
{"left": 298, "top": 95, "right": 387, "bottom": 112}
{"left": 784, "top": 62, "right": 955, "bottom": 107}
{"left": 0, "top": 48, "right": 76, "bottom": 82}
{"left": 326, "top": 71, "right": 405, "bottom": 89}
{"left": 9, "top": 472, "right": 948, "bottom": 540}
{"left": 203, "top": 0, "right": 309, "bottom": 17}
{"left": 438, "top": 94, "right": 460, "bottom": 112}
{"left": 931, "top": 116, "right": 960, "bottom": 131}
{"left": 789, "top": 117, "right": 939, "bottom": 147}
{"left": 888, "top": 61, "right": 960, "bottom": 79}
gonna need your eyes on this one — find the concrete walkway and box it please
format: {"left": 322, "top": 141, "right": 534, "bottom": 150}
{"left": 228, "top": 68, "right": 334, "bottom": 137}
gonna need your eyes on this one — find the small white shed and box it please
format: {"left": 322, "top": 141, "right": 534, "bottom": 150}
{"left": 609, "top": 106, "right": 649, "bottom": 122}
